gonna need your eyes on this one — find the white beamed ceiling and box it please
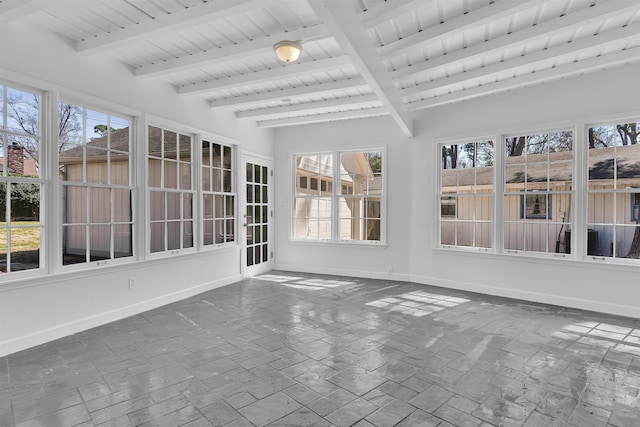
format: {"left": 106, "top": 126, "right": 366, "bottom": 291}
{"left": 4, "top": 0, "right": 640, "bottom": 136}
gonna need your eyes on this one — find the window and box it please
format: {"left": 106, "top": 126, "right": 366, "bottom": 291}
{"left": 520, "top": 194, "right": 551, "bottom": 220}
{"left": 293, "top": 150, "right": 384, "bottom": 243}
{"left": 632, "top": 192, "right": 640, "bottom": 222}
{"left": 294, "top": 153, "right": 333, "bottom": 240}
{"left": 59, "top": 104, "right": 133, "bottom": 265}
{"left": 504, "top": 131, "right": 573, "bottom": 254}
{"left": 587, "top": 121, "right": 640, "bottom": 259}
{"left": 202, "top": 140, "right": 234, "bottom": 246}
{"left": 439, "top": 140, "right": 494, "bottom": 249}
{"left": 0, "top": 84, "right": 44, "bottom": 273}
{"left": 339, "top": 151, "right": 383, "bottom": 241}
{"left": 148, "top": 126, "right": 194, "bottom": 253}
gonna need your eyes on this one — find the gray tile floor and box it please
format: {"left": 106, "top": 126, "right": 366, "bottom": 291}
{"left": 2, "top": 271, "right": 640, "bottom": 427}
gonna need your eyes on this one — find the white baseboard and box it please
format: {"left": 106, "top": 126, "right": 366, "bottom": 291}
{"left": 274, "top": 263, "right": 411, "bottom": 282}
{"left": 0, "top": 274, "right": 242, "bottom": 358}
{"left": 410, "top": 274, "right": 640, "bottom": 319}
{"left": 275, "top": 263, "right": 639, "bottom": 318}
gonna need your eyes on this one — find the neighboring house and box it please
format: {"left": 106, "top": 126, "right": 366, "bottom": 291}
{"left": 58, "top": 127, "right": 132, "bottom": 259}
{"left": 0, "top": 143, "right": 40, "bottom": 221}
{"left": 441, "top": 143, "right": 640, "bottom": 257}
{"left": 0, "top": 143, "right": 39, "bottom": 177}
{"left": 294, "top": 152, "right": 382, "bottom": 241}
{"left": 58, "top": 126, "right": 233, "bottom": 258}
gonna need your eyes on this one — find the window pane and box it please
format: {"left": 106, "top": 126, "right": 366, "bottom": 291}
{"left": 150, "top": 191, "right": 165, "bottom": 221}
{"left": 6, "top": 88, "right": 39, "bottom": 135}
{"left": 64, "top": 186, "right": 87, "bottom": 223}
{"left": 203, "top": 220, "right": 214, "bottom": 245}
{"left": 90, "top": 224, "right": 110, "bottom": 261}
{"left": 164, "top": 160, "right": 177, "bottom": 189}
{"left": 148, "top": 126, "right": 162, "bottom": 157}
{"left": 164, "top": 131, "right": 177, "bottom": 160}
{"left": 63, "top": 225, "right": 86, "bottom": 264}
{"left": 180, "top": 164, "right": 191, "bottom": 190}
{"left": 223, "top": 146, "right": 231, "bottom": 169}
{"left": 183, "top": 193, "right": 193, "bottom": 220}
{"left": 114, "top": 224, "right": 132, "bottom": 258}
{"left": 167, "top": 221, "right": 180, "bottom": 250}
{"left": 10, "top": 182, "right": 40, "bottom": 221}
{"left": 0, "top": 229, "right": 7, "bottom": 271}
{"left": 150, "top": 222, "right": 165, "bottom": 253}
{"left": 202, "top": 167, "right": 211, "bottom": 191}
{"left": 9, "top": 226, "right": 41, "bottom": 271}
{"left": 179, "top": 134, "right": 191, "bottom": 162}
{"left": 166, "top": 192, "right": 180, "bottom": 220}
{"left": 183, "top": 221, "right": 193, "bottom": 248}
{"left": 226, "top": 219, "right": 235, "bottom": 242}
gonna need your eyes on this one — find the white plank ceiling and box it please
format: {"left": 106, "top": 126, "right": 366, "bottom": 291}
{"left": 2, "top": 0, "right": 639, "bottom": 136}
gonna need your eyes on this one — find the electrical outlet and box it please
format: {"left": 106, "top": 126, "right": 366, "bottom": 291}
{"left": 128, "top": 278, "right": 136, "bottom": 290}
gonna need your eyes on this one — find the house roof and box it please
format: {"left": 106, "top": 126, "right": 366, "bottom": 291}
{"left": 442, "top": 143, "right": 640, "bottom": 187}
{"left": 59, "top": 127, "right": 131, "bottom": 163}
{"left": 7, "top": 0, "right": 640, "bottom": 136}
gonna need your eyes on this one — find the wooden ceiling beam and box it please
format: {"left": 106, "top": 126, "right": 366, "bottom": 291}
{"left": 309, "top": 0, "right": 413, "bottom": 137}
{"left": 236, "top": 93, "right": 380, "bottom": 119}
{"left": 135, "top": 25, "right": 330, "bottom": 78}
{"left": 209, "top": 78, "right": 370, "bottom": 108}
{"left": 379, "top": 0, "right": 549, "bottom": 59}
{"left": 407, "top": 46, "right": 640, "bottom": 111}
{"left": 392, "top": 0, "right": 639, "bottom": 81}
{"left": 76, "top": 0, "right": 256, "bottom": 55}
{"left": 178, "top": 56, "right": 352, "bottom": 95}
{"left": 401, "top": 22, "right": 640, "bottom": 98}
{"left": 256, "top": 107, "right": 389, "bottom": 128}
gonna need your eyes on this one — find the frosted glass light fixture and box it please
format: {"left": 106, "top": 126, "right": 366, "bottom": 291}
{"left": 273, "top": 40, "right": 302, "bottom": 62}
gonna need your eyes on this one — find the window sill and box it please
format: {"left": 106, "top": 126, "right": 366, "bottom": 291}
{"left": 289, "top": 239, "right": 388, "bottom": 249}
{"left": 433, "top": 246, "right": 640, "bottom": 271}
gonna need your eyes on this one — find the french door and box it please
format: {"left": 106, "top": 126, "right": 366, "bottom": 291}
{"left": 241, "top": 153, "right": 273, "bottom": 277}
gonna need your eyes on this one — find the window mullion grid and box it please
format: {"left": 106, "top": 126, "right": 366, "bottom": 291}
{"left": 47, "top": 90, "right": 61, "bottom": 273}
{"left": 85, "top": 186, "right": 91, "bottom": 263}
{"left": 495, "top": 134, "right": 505, "bottom": 254}
{"left": 333, "top": 151, "right": 339, "bottom": 242}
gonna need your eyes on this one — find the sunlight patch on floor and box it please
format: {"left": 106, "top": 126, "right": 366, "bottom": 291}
{"left": 253, "top": 274, "right": 356, "bottom": 290}
{"left": 366, "top": 290, "right": 470, "bottom": 317}
{"left": 554, "top": 321, "right": 640, "bottom": 355}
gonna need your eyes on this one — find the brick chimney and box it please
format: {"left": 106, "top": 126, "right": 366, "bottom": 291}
{"left": 8, "top": 143, "right": 25, "bottom": 175}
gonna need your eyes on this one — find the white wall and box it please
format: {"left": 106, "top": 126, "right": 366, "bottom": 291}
{"left": 0, "top": 23, "right": 274, "bottom": 356}
{"left": 274, "top": 117, "right": 413, "bottom": 281}
{"left": 275, "top": 64, "right": 640, "bottom": 318}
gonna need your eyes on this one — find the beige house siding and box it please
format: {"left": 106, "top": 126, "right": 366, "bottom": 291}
{"left": 62, "top": 160, "right": 132, "bottom": 257}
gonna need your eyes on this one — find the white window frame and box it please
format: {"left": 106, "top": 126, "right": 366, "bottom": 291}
{"left": 0, "top": 82, "right": 47, "bottom": 279}
{"left": 437, "top": 139, "right": 495, "bottom": 252}
{"left": 585, "top": 118, "right": 640, "bottom": 261}
{"left": 57, "top": 101, "right": 136, "bottom": 270}
{"left": 146, "top": 123, "right": 197, "bottom": 257}
{"left": 502, "top": 129, "right": 575, "bottom": 257}
{"left": 200, "top": 137, "right": 236, "bottom": 249}
{"left": 291, "top": 148, "right": 386, "bottom": 245}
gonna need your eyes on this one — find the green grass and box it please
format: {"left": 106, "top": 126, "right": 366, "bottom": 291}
{"left": 0, "top": 221, "right": 41, "bottom": 252}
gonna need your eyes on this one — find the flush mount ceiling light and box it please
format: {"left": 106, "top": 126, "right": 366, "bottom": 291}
{"left": 273, "top": 40, "right": 302, "bottom": 62}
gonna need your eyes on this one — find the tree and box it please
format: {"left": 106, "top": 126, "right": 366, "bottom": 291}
{"left": 589, "top": 122, "right": 639, "bottom": 148}
{"left": 94, "top": 124, "right": 116, "bottom": 137}
{"left": 506, "top": 136, "right": 526, "bottom": 157}
{"left": 0, "top": 174, "right": 40, "bottom": 220}
{"left": 6, "top": 92, "right": 82, "bottom": 169}
{"left": 367, "top": 152, "right": 382, "bottom": 174}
